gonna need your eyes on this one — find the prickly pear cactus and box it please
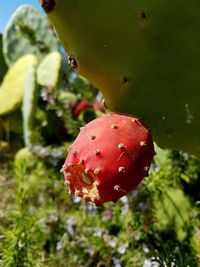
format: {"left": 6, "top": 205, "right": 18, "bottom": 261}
{"left": 37, "top": 51, "right": 62, "bottom": 89}
{"left": 3, "top": 5, "right": 58, "bottom": 66}
{"left": 22, "top": 58, "right": 38, "bottom": 146}
{"left": 0, "top": 34, "right": 7, "bottom": 83}
{"left": 0, "top": 54, "right": 37, "bottom": 116}
{"left": 40, "top": 0, "right": 200, "bottom": 157}
{"left": 3, "top": 111, "right": 23, "bottom": 134}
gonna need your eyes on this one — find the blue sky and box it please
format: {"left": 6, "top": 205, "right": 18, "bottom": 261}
{"left": 0, "top": 1, "right": 43, "bottom": 33}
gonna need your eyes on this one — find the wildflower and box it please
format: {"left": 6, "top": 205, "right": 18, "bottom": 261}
{"left": 112, "top": 256, "right": 121, "bottom": 267}
{"left": 56, "top": 240, "right": 62, "bottom": 251}
{"left": 66, "top": 216, "right": 75, "bottom": 237}
{"left": 103, "top": 235, "right": 117, "bottom": 248}
{"left": 142, "top": 243, "right": 150, "bottom": 254}
{"left": 117, "top": 242, "right": 129, "bottom": 254}
{"left": 94, "top": 228, "right": 103, "bottom": 237}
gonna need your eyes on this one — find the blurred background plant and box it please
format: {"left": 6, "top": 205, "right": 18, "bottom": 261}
{"left": 0, "top": 5, "right": 199, "bottom": 267}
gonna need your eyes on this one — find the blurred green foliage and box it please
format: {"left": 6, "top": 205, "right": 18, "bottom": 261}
{"left": 0, "top": 5, "right": 199, "bottom": 267}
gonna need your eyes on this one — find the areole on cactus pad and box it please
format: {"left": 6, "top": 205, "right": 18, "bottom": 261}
{"left": 61, "top": 113, "right": 154, "bottom": 204}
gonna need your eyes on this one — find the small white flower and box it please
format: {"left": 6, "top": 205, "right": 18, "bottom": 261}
{"left": 112, "top": 256, "right": 121, "bottom": 267}
{"left": 142, "top": 243, "right": 150, "bottom": 254}
{"left": 56, "top": 241, "right": 62, "bottom": 251}
{"left": 143, "top": 259, "right": 152, "bottom": 267}
{"left": 117, "top": 242, "right": 129, "bottom": 254}
{"left": 94, "top": 228, "right": 103, "bottom": 237}
{"left": 73, "top": 196, "right": 82, "bottom": 203}
{"left": 120, "top": 196, "right": 128, "bottom": 203}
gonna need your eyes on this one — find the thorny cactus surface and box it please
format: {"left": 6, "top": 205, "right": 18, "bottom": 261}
{"left": 40, "top": 0, "right": 200, "bottom": 157}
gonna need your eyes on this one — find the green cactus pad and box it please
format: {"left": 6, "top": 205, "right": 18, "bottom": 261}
{"left": 37, "top": 51, "right": 62, "bottom": 89}
{"left": 22, "top": 58, "right": 38, "bottom": 146}
{"left": 0, "top": 54, "right": 37, "bottom": 116}
{"left": 0, "top": 34, "right": 8, "bottom": 83}
{"left": 5, "top": 111, "right": 23, "bottom": 134}
{"left": 42, "top": 1, "right": 200, "bottom": 157}
{"left": 3, "top": 5, "right": 58, "bottom": 66}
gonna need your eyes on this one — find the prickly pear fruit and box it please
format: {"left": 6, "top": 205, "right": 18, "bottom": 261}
{"left": 72, "top": 100, "right": 90, "bottom": 118}
{"left": 61, "top": 113, "right": 154, "bottom": 204}
{"left": 40, "top": 0, "right": 200, "bottom": 157}
{"left": 93, "top": 100, "right": 105, "bottom": 113}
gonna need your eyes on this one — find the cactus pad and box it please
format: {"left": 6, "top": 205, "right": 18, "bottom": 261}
{"left": 37, "top": 51, "right": 62, "bottom": 89}
{"left": 22, "top": 58, "right": 38, "bottom": 146}
{"left": 3, "top": 5, "right": 58, "bottom": 66}
{"left": 0, "top": 54, "right": 37, "bottom": 116}
{"left": 0, "top": 34, "right": 7, "bottom": 83}
{"left": 41, "top": 0, "right": 200, "bottom": 157}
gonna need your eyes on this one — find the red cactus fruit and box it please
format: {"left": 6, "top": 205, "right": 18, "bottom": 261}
{"left": 73, "top": 100, "right": 90, "bottom": 117}
{"left": 93, "top": 100, "right": 106, "bottom": 113}
{"left": 61, "top": 113, "right": 155, "bottom": 204}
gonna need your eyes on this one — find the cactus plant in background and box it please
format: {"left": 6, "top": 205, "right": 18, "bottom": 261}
{"left": 3, "top": 5, "right": 58, "bottom": 66}
{"left": 0, "top": 54, "right": 37, "bottom": 116}
{"left": 37, "top": 51, "right": 62, "bottom": 90}
{"left": 0, "top": 34, "right": 7, "bottom": 83}
{"left": 22, "top": 58, "right": 38, "bottom": 146}
{"left": 40, "top": 0, "right": 200, "bottom": 157}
